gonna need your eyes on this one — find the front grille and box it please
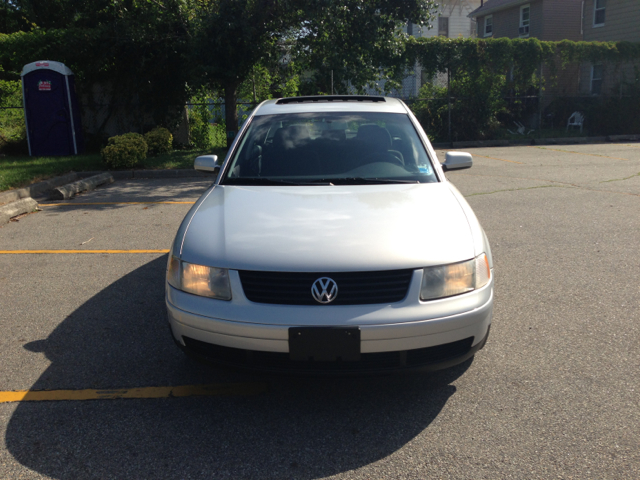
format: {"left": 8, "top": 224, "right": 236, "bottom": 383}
{"left": 238, "top": 269, "right": 413, "bottom": 305}
{"left": 182, "top": 336, "right": 475, "bottom": 374}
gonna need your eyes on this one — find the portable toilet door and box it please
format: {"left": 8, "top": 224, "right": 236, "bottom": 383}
{"left": 21, "top": 61, "right": 84, "bottom": 156}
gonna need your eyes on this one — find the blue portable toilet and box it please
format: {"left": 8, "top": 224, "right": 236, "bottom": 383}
{"left": 21, "top": 60, "right": 84, "bottom": 156}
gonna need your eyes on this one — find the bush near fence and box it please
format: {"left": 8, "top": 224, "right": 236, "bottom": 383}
{"left": 0, "top": 72, "right": 27, "bottom": 154}
{"left": 144, "top": 127, "right": 173, "bottom": 156}
{"left": 101, "top": 133, "right": 148, "bottom": 169}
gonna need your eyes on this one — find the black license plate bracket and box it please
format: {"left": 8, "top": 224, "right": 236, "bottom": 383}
{"left": 289, "top": 327, "right": 361, "bottom": 362}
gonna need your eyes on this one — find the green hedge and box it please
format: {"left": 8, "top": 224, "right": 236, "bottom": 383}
{"left": 405, "top": 37, "right": 640, "bottom": 141}
{"left": 0, "top": 72, "right": 26, "bottom": 154}
{"left": 144, "top": 127, "right": 172, "bottom": 156}
{"left": 101, "top": 133, "right": 148, "bottom": 169}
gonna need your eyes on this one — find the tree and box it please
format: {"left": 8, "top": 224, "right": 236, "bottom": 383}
{"left": 2, "top": 0, "right": 198, "bottom": 132}
{"left": 1, "top": 0, "right": 30, "bottom": 34}
{"left": 3, "top": 0, "right": 437, "bottom": 146}
{"left": 191, "top": 0, "right": 298, "bottom": 146}
{"left": 296, "top": 0, "right": 435, "bottom": 95}
{"left": 193, "top": 0, "right": 436, "bottom": 146}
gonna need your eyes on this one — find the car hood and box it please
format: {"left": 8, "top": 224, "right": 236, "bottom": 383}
{"left": 179, "top": 183, "right": 475, "bottom": 271}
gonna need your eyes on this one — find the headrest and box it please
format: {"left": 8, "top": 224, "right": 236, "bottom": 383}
{"left": 322, "top": 129, "right": 346, "bottom": 142}
{"left": 273, "top": 125, "right": 311, "bottom": 150}
{"left": 356, "top": 124, "right": 391, "bottom": 150}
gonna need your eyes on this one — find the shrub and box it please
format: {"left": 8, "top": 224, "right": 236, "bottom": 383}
{"left": 101, "top": 133, "right": 148, "bottom": 169}
{"left": 212, "top": 122, "right": 227, "bottom": 148}
{"left": 0, "top": 76, "right": 27, "bottom": 155}
{"left": 188, "top": 104, "right": 213, "bottom": 149}
{"left": 144, "top": 127, "right": 173, "bottom": 156}
{"left": 411, "top": 71, "right": 508, "bottom": 142}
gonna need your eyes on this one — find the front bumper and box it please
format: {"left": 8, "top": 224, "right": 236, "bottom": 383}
{"left": 166, "top": 270, "right": 493, "bottom": 373}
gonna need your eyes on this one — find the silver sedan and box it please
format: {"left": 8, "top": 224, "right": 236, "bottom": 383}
{"left": 166, "top": 95, "right": 493, "bottom": 373}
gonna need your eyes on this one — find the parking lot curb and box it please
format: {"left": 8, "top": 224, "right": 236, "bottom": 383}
{"left": 0, "top": 169, "right": 212, "bottom": 206}
{"left": 50, "top": 173, "right": 115, "bottom": 200}
{"left": 0, "top": 172, "right": 78, "bottom": 206}
{"left": 434, "top": 135, "right": 632, "bottom": 149}
{"left": 0, "top": 197, "right": 38, "bottom": 225}
{"left": 78, "top": 169, "right": 211, "bottom": 180}
{"left": 608, "top": 134, "right": 640, "bottom": 141}
{"left": 452, "top": 140, "right": 510, "bottom": 148}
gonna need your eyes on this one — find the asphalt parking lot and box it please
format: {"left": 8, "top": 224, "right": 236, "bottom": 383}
{"left": 0, "top": 143, "right": 638, "bottom": 479}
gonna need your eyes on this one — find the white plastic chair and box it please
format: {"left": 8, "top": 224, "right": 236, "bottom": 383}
{"left": 507, "top": 121, "right": 534, "bottom": 136}
{"left": 566, "top": 112, "right": 584, "bottom": 133}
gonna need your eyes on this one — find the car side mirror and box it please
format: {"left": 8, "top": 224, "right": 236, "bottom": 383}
{"left": 442, "top": 152, "right": 473, "bottom": 172}
{"left": 194, "top": 155, "right": 220, "bottom": 174}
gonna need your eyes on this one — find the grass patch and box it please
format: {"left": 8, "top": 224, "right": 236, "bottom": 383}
{"left": 0, "top": 147, "right": 228, "bottom": 192}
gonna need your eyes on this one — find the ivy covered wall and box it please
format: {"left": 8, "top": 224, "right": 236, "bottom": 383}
{"left": 405, "top": 37, "right": 640, "bottom": 141}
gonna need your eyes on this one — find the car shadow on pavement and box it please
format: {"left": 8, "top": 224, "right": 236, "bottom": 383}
{"left": 6, "top": 256, "right": 472, "bottom": 479}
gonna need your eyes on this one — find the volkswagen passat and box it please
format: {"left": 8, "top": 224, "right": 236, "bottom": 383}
{"left": 166, "top": 95, "right": 493, "bottom": 373}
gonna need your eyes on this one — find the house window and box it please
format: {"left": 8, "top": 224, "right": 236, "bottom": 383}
{"left": 591, "top": 65, "right": 603, "bottom": 94}
{"left": 407, "top": 22, "right": 413, "bottom": 36}
{"left": 484, "top": 15, "right": 493, "bottom": 37}
{"left": 438, "top": 17, "right": 449, "bottom": 37}
{"left": 519, "top": 5, "right": 530, "bottom": 36}
{"left": 593, "top": 0, "right": 605, "bottom": 26}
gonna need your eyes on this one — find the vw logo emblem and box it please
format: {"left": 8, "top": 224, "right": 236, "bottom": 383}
{"left": 311, "top": 277, "right": 338, "bottom": 304}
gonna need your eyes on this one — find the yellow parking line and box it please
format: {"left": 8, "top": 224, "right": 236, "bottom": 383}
{"left": 39, "top": 201, "right": 195, "bottom": 206}
{"left": 531, "top": 145, "right": 629, "bottom": 161}
{"left": 0, "top": 249, "right": 170, "bottom": 254}
{"left": 0, "top": 383, "right": 268, "bottom": 403}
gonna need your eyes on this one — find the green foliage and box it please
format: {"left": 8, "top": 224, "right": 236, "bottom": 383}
{"left": 407, "top": 37, "right": 551, "bottom": 90}
{"left": 188, "top": 111, "right": 227, "bottom": 150}
{"left": 0, "top": 1, "right": 30, "bottom": 34}
{"left": 187, "top": 88, "right": 229, "bottom": 150}
{"left": 407, "top": 37, "right": 640, "bottom": 140}
{"left": 0, "top": 70, "right": 27, "bottom": 154}
{"left": 407, "top": 37, "right": 640, "bottom": 87}
{"left": 1, "top": 0, "right": 195, "bottom": 130}
{"left": 1, "top": 154, "right": 105, "bottom": 192}
{"left": 412, "top": 71, "right": 507, "bottom": 142}
{"left": 144, "top": 127, "right": 173, "bottom": 157}
{"left": 188, "top": 91, "right": 214, "bottom": 150}
{"left": 192, "top": 0, "right": 437, "bottom": 145}
{"left": 296, "top": 1, "right": 436, "bottom": 95}
{"left": 211, "top": 122, "right": 227, "bottom": 149}
{"left": 4, "top": 3, "right": 640, "bottom": 147}
{"left": 101, "top": 133, "right": 148, "bottom": 169}
{"left": 237, "top": 63, "right": 300, "bottom": 103}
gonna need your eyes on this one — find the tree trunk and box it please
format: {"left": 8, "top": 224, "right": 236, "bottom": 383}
{"left": 224, "top": 82, "right": 239, "bottom": 148}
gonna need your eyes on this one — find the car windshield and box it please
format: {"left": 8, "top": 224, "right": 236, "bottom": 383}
{"left": 221, "top": 112, "right": 438, "bottom": 185}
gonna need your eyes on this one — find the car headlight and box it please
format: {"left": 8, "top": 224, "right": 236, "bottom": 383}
{"left": 420, "top": 253, "right": 491, "bottom": 301}
{"left": 167, "top": 256, "right": 231, "bottom": 300}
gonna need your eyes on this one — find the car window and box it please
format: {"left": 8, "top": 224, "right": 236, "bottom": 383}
{"left": 222, "top": 112, "right": 438, "bottom": 185}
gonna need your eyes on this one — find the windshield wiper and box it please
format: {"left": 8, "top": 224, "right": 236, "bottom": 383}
{"left": 330, "top": 177, "right": 420, "bottom": 185}
{"left": 224, "top": 177, "right": 333, "bottom": 186}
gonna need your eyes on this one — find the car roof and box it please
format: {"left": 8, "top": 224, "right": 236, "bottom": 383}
{"left": 254, "top": 96, "right": 409, "bottom": 116}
